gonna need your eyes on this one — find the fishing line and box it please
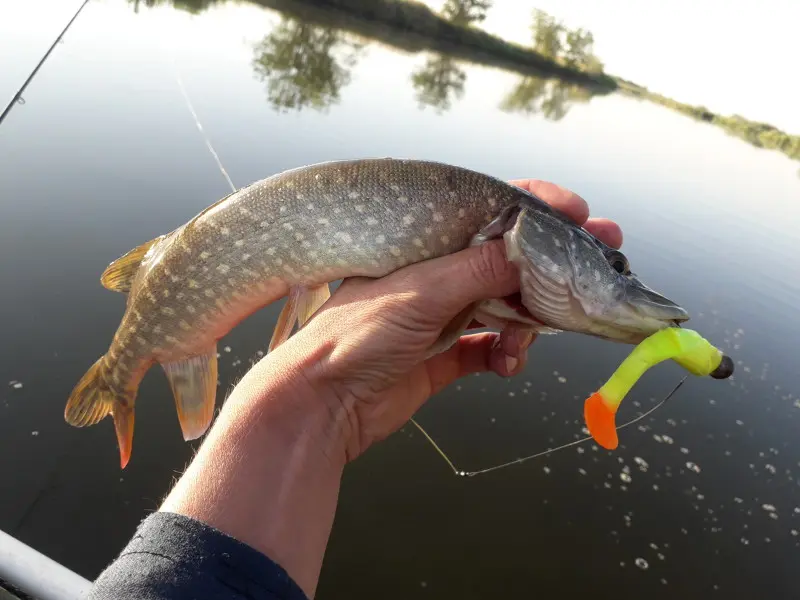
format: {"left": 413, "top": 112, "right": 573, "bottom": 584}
{"left": 171, "top": 56, "right": 237, "bottom": 194}
{"left": 0, "top": 0, "right": 91, "bottom": 126}
{"left": 409, "top": 375, "right": 689, "bottom": 477}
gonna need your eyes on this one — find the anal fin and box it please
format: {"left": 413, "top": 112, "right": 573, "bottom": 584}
{"left": 161, "top": 348, "right": 218, "bottom": 441}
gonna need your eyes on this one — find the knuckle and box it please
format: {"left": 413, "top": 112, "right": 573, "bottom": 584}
{"left": 469, "top": 241, "right": 511, "bottom": 287}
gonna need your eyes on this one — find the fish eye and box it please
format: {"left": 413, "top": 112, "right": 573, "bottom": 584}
{"left": 607, "top": 251, "right": 629, "bottom": 274}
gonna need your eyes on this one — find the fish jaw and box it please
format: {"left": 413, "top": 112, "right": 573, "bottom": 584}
{"left": 504, "top": 200, "right": 689, "bottom": 344}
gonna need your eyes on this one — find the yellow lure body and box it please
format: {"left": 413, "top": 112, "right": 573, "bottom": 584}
{"left": 585, "top": 328, "right": 727, "bottom": 449}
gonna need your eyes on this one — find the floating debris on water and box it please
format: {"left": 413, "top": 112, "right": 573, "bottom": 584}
{"left": 634, "top": 457, "right": 649, "bottom": 471}
{"left": 620, "top": 472, "right": 632, "bottom": 483}
{"left": 686, "top": 462, "right": 701, "bottom": 473}
{"left": 662, "top": 435, "right": 674, "bottom": 445}
{"left": 223, "top": 346, "right": 232, "bottom": 353}
{"left": 762, "top": 504, "right": 776, "bottom": 512}
{"left": 634, "top": 558, "right": 649, "bottom": 570}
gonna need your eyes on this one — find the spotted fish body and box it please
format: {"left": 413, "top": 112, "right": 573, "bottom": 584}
{"left": 65, "top": 158, "right": 688, "bottom": 467}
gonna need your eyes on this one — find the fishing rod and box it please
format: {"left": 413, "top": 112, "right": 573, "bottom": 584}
{"left": 0, "top": 0, "right": 91, "bottom": 127}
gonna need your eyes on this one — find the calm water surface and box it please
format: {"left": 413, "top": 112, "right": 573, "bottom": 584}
{"left": 1, "top": 1, "right": 799, "bottom": 598}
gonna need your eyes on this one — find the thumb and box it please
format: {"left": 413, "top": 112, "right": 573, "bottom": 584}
{"left": 386, "top": 239, "right": 520, "bottom": 320}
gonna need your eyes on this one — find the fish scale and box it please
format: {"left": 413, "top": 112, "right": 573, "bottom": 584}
{"left": 64, "top": 158, "right": 688, "bottom": 468}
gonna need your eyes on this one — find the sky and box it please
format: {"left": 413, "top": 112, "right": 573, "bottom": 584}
{"left": 422, "top": 0, "right": 800, "bottom": 134}
{"left": 2, "top": 0, "right": 798, "bottom": 134}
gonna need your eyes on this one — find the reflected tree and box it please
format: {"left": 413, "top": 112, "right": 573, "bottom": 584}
{"left": 410, "top": 55, "right": 467, "bottom": 112}
{"left": 500, "top": 76, "right": 594, "bottom": 121}
{"left": 252, "top": 18, "right": 363, "bottom": 112}
{"left": 441, "top": 0, "right": 493, "bottom": 27}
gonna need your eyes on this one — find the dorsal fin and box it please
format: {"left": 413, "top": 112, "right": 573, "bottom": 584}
{"left": 100, "top": 236, "right": 163, "bottom": 293}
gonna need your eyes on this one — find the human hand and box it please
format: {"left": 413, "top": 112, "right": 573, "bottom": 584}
{"left": 275, "top": 180, "right": 623, "bottom": 462}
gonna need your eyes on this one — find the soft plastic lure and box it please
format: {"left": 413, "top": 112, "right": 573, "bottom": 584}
{"left": 584, "top": 327, "right": 734, "bottom": 449}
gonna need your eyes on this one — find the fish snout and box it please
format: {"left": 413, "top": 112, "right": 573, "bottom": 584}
{"left": 626, "top": 277, "right": 690, "bottom": 325}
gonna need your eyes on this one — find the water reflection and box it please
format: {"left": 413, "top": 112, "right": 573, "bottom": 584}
{"left": 410, "top": 54, "right": 466, "bottom": 113}
{"left": 500, "top": 76, "right": 595, "bottom": 121}
{"left": 252, "top": 17, "right": 363, "bottom": 112}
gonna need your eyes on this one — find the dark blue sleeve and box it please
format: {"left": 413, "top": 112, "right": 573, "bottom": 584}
{"left": 88, "top": 511, "right": 309, "bottom": 600}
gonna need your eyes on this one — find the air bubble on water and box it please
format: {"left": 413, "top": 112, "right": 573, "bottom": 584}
{"left": 680, "top": 447, "right": 689, "bottom": 454}
{"left": 686, "top": 462, "right": 701, "bottom": 473}
{"left": 653, "top": 484, "right": 659, "bottom": 491}
{"left": 216, "top": 353, "right": 221, "bottom": 358}
{"left": 490, "top": 417, "right": 496, "bottom": 423}
{"left": 508, "top": 391, "right": 515, "bottom": 397}
{"left": 657, "top": 553, "right": 665, "bottom": 560}
{"left": 736, "top": 419, "right": 743, "bottom": 426}
{"left": 604, "top": 482, "right": 611, "bottom": 489}
{"left": 734, "top": 497, "right": 743, "bottom": 503}
{"left": 653, "top": 434, "right": 663, "bottom": 443}
{"left": 420, "top": 581, "right": 427, "bottom": 588}
{"left": 791, "top": 530, "right": 798, "bottom": 537}
{"left": 543, "top": 466, "right": 550, "bottom": 474}
{"left": 634, "top": 558, "right": 648, "bottom": 570}
{"left": 634, "top": 457, "right": 649, "bottom": 471}
{"left": 256, "top": 350, "right": 264, "bottom": 357}
{"left": 12, "top": 382, "right": 22, "bottom": 389}
{"left": 223, "top": 346, "right": 231, "bottom": 353}
{"left": 661, "top": 579, "right": 668, "bottom": 585}
{"left": 525, "top": 381, "right": 532, "bottom": 387}
{"left": 769, "top": 513, "right": 779, "bottom": 520}
{"left": 31, "top": 431, "right": 38, "bottom": 436}
{"left": 619, "top": 561, "right": 626, "bottom": 567}
{"left": 762, "top": 503, "right": 776, "bottom": 512}
{"left": 578, "top": 468, "right": 587, "bottom": 475}
{"left": 765, "top": 537, "right": 771, "bottom": 543}
{"left": 697, "top": 494, "right": 705, "bottom": 501}
{"left": 637, "top": 425, "right": 647, "bottom": 433}
{"left": 662, "top": 435, "right": 674, "bottom": 444}
{"left": 709, "top": 399, "right": 716, "bottom": 405}
{"left": 557, "top": 376, "right": 567, "bottom": 383}
{"left": 576, "top": 447, "right": 585, "bottom": 454}
{"left": 741, "top": 537, "right": 749, "bottom": 545}
{"left": 765, "top": 464, "right": 776, "bottom": 475}
{"left": 649, "top": 542, "right": 659, "bottom": 550}
{"left": 794, "top": 507, "right": 800, "bottom": 514}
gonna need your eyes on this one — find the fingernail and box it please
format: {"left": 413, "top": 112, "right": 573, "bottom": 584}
{"left": 516, "top": 330, "right": 534, "bottom": 350}
{"left": 505, "top": 355, "right": 518, "bottom": 373}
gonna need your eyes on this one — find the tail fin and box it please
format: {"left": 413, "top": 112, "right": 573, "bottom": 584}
{"left": 64, "top": 358, "right": 136, "bottom": 469}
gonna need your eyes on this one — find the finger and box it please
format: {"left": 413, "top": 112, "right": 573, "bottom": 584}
{"left": 508, "top": 179, "right": 590, "bottom": 225}
{"left": 426, "top": 327, "right": 537, "bottom": 395}
{"left": 488, "top": 325, "right": 536, "bottom": 377}
{"left": 380, "top": 239, "right": 520, "bottom": 322}
{"left": 584, "top": 217, "right": 623, "bottom": 249}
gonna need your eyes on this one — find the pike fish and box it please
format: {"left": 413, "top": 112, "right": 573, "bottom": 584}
{"left": 64, "top": 158, "right": 689, "bottom": 467}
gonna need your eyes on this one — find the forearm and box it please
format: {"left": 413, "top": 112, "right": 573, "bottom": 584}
{"left": 160, "top": 343, "right": 349, "bottom": 599}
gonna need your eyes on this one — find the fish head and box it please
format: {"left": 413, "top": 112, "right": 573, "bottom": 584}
{"left": 504, "top": 198, "right": 689, "bottom": 344}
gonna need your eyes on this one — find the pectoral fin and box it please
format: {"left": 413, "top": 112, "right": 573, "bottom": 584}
{"left": 425, "top": 302, "right": 479, "bottom": 359}
{"left": 100, "top": 236, "right": 164, "bottom": 293}
{"left": 297, "top": 284, "right": 331, "bottom": 327}
{"left": 161, "top": 349, "right": 218, "bottom": 441}
{"left": 269, "top": 284, "right": 332, "bottom": 351}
